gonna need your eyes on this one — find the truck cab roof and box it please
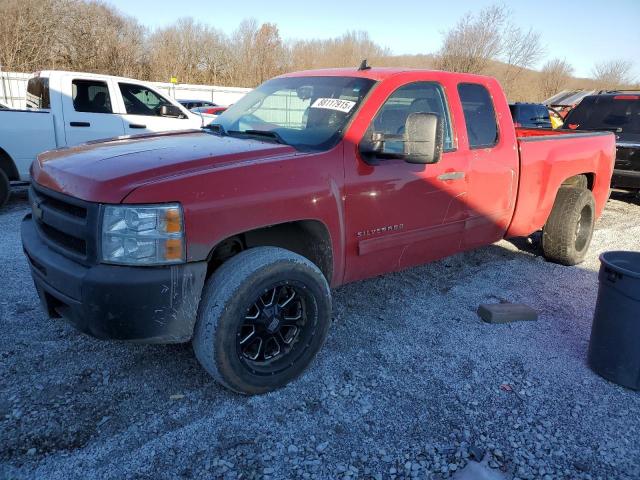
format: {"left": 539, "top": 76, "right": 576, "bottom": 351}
{"left": 279, "top": 67, "right": 496, "bottom": 83}
{"left": 31, "top": 70, "right": 158, "bottom": 84}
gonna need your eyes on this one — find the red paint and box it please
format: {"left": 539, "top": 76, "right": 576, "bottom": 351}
{"left": 31, "top": 68, "right": 616, "bottom": 287}
{"left": 203, "top": 106, "right": 227, "bottom": 115}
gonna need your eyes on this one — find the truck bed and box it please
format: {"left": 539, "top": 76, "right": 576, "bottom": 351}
{"left": 515, "top": 127, "right": 591, "bottom": 139}
{"left": 506, "top": 128, "right": 615, "bottom": 237}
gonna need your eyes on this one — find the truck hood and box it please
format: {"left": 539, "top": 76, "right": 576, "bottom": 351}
{"left": 33, "top": 130, "right": 297, "bottom": 203}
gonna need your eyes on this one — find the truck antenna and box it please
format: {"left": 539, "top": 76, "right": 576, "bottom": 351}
{"left": 358, "top": 59, "right": 371, "bottom": 71}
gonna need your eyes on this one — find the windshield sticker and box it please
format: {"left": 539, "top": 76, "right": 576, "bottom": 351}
{"left": 311, "top": 98, "right": 356, "bottom": 113}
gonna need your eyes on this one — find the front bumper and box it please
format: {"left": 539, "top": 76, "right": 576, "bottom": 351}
{"left": 21, "top": 214, "right": 207, "bottom": 343}
{"left": 611, "top": 169, "right": 640, "bottom": 190}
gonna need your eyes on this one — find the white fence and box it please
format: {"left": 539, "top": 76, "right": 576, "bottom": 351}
{"left": 0, "top": 71, "right": 250, "bottom": 109}
{"left": 153, "top": 82, "right": 250, "bottom": 106}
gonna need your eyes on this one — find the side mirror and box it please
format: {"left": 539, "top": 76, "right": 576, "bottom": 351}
{"left": 358, "top": 132, "right": 391, "bottom": 164}
{"left": 160, "top": 104, "right": 183, "bottom": 118}
{"left": 403, "top": 112, "right": 443, "bottom": 164}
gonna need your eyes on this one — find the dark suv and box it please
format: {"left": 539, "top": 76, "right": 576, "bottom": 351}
{"left": 563, "top": 92, "right": 640, "bottom": 191}
{"left": 509, "top": 103, "right": 552, "bottom": 128}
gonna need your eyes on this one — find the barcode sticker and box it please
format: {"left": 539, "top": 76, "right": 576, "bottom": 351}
{"left": 310, "top": 98, "right": 356, "bottom": 113}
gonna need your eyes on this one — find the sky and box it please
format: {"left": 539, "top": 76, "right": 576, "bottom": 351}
{"left": 105, "top": 0, "right": 640, "bottom": 80}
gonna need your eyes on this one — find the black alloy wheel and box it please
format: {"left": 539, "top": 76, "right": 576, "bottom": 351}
{"left": 237, "top": 283, "right": 307, "bottom": 370}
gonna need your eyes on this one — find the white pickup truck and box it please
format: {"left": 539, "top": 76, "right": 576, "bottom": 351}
{"left": 0, "top": 71, "right": 204, "bottom": 207}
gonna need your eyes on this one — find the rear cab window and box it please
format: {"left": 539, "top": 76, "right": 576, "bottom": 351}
{"left": 26, "top": 77, "right": 50, "bottom": 109}
{"left": 458, "top": 83, "right": 498, "bottom": 148}
{"left": 72, "top": 79, "right": 113, "bottom": 113}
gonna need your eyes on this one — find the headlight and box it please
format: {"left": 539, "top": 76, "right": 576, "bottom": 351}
{"left": 101, "top": 204, "right": 185, "bottom": 265}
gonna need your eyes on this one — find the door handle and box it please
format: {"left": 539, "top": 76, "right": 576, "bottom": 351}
{"left": 129, "top": 123, "right": 146, "bottom": 129}
{"left": 69, "top": 121, "right": 90, "bottom": 127}
{"left": 437, "top": 172, "right": 465, "bottom": 181}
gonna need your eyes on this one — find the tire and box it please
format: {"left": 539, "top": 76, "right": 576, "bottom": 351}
{"left": 0, "top": 169, "right": 9, "bottom": 209}
{"left": 193, "top": 246, "right": 332, "bottom": 395}
{"left": 542, "top": 187, "right": 596, "bottom": 266}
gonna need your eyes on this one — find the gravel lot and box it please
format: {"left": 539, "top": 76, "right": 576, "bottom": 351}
{"left": 1, "top": 188, "right": 639, "bottom": 480}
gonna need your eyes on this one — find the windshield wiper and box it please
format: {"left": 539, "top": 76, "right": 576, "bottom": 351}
{"left": 227, "top": 129, "right": 287, "bottom": 145}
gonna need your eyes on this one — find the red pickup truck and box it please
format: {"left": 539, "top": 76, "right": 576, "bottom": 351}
{"left": 22, "top": 68, "right": 615, "bottom": 394}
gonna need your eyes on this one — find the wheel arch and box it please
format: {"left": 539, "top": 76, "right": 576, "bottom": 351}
{"left": 506, "top": 171, "right": 597, "bottom": 238}
{"left": 205, "top": 219, "right": 334, "bottom": 284}
{"left": 0, "top": 147, "right": 20, "bottom": 181}
{"left": 561, "top": 172, "right": 595, "bottom": 191}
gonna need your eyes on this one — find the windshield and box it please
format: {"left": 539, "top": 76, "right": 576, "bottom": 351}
{"left": 563, "top": 95, "right": 640, "bottom": 142}
{"left": 211, "top": 76, "right": 376, "bottom": 151}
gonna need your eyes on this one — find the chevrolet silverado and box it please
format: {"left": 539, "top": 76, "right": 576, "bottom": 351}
{"left": 22, "top": 67, "right": 615, "bottom": 394}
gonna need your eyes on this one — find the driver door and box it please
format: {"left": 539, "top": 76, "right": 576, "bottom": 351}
{"left": 60, "top": 75, "right": 125, "bottom": 145}
{"left": 116, "top": 82, "right": 199, "bottom": 135}
{"left": 343, "top": 81, "right": 470, "bottom": 283}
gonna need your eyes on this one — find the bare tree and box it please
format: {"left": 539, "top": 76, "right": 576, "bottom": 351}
{"left": 434, "top": 4, "right": 507, "bottom": 74}
{"left": 289, "top": 31, "right": 390, "bottom": 71}
{"left": 500, "top": 24, "right": 545, "bottom": 96}
{"left": 147, "top": 18, "right": 231, "bottom": 85}
{"left": 253, "top": 23, "right": 287, "bottom": 84}
{"left": 3, "top": 0, "right": 623, "bottom": 100}
{"left": 538, "top": 58, "right": 574, "bottom": 100}
{"left": 592, "top": 59, "right": 635, "bottom": 89}
{"left": 0, "top": 0, "right": 147, "bottom": 77}
{"left": 0, "top": 0, "right": 63, "bottom": 72}
{"left": 225, "top": 20, "right": 288, "bottom": 87}
{"left": 58, "top": 1, "right": 147, "bottom": 77}
{"left": 433, "top": 3, "right": 546, "bottom": 99}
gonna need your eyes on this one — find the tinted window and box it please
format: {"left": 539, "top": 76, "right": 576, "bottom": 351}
{"left": 72, "top": 80, "right": 113, "bottom": 113}
{"left": 26, "top": 77, "right": 50, "bottom": 109}
{"left": 458, "top": 83, "right": 498, "bottom": 148}
{"left": 119, "top": 83, "right": 175, "bottom": 116}
{"left": 537, "top": 105, "right": 550, "bottom": 120}
{"left": 511, "top": 104, "right": 551, "bottom": 127}
{"left": 520, "top": 105, "right": 538, "bottom": 122}
{"left": 371, "top": 82, "right": 454, "bottom": 151}
{"left": 564, "top": 95, "right": 640, "bottom": 136}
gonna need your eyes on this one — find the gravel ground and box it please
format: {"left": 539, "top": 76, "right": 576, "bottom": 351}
{"left": 1, "top": 187, "right": 639, "bottom": 480}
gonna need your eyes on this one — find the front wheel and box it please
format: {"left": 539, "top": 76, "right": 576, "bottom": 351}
{"left": 542, "top": 187, "right": 596, "bottom": 266}
{"left": 193, "top": 247, "right": 332, "bottom": 395}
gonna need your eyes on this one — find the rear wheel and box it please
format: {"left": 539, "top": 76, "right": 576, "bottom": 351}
{"left": 0, "top": 169, "right": 9, "bottom": 208}
{"left": 542, "top": 187, "right": 595, "bottom": 266}
{"left": 193, "top": 247, "right": 332, "bottom": 394}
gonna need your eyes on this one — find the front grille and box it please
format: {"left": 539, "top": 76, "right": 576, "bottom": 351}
{"left": 29, "top": 184, "right": 99, "bottom": 263}
{"left": 38, "top": 222, "right": 87, "bottom": 255}
{"left": 41, "top": 194, "right": 87, "bottom": 219}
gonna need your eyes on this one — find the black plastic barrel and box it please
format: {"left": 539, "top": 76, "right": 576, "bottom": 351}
{"left": 588, "top": 251, "right": 640, "bottom": 390}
